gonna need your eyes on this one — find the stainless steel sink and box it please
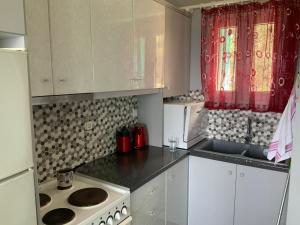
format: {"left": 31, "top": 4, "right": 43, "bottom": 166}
{"left": 195, "top": 139, "right": 247, "bottom": 155}
{"left": 192, "top": 139, "right": 289, "bottom": 170}
{"left": 194, "top": 139, "right": 270, "bottom": 160}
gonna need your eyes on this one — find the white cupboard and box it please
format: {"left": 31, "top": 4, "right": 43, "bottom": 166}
{"left": 25, "top": 0, "right": 54, "bottom": 96}
{"left": 164, "top": 8, "right": 191, "bottom": 97}
{"left": 189, "top": 156, "right": 236, "bottom": 225}
{"left": 131, "top": 157, "right": 189, "bottom": 225}
{"left": 234, "top": 165, "right": 287, "bottom": 225}
{"left": 131, "top": 172, "right": 166, "bottom": 225}
{"left": 0, "top": 0, "right": 25, "bottom": 34}
{"left": 189, "top": 156, "right": 288, "bottom": 225}
{"left": 49, "top": 0, "right": 93, "bottom": 95}
{"left": 133, "top": 0, "right": 165, "bottom": 89}
{"left": 91, "top": 0, "right": 133, "bottom": 92}
{"left": 166, "top": 157, "right": 189, "bottom": 225}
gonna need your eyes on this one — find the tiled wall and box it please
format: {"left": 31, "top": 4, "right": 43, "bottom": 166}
{"left": 164, "top": 90, "right": 282, "bottom": 146}
{"left": 33, "top": 96, "right": 137, "bottom": 183}
{"left": 208, "top": 110, "right": 281, "bottom": 146}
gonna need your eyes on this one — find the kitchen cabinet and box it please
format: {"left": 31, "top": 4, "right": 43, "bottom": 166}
{"left": 164, "top": 8, "right": 191, "bottom": 97}
{"left": 91, "top": 0, "right": 133, "bottom": 92}
{"left": 234, "top": 165, "right": 287, "bottom": 225}
{"left": 24, "top": 0, "right": 53, "bottom": 96}
{"left": 166, "top": 157, "right": 189, "bottom": 225}
{"left": 131, "top": 158, "right": 189, "bottom": 225}
{"left": 133, "top": 0, "right": 165, "bottom": 89}
{"left": 0, "top": 0, "right": 25, "bottom": 34}
{"left": 131, "top": 172, "right": 166, "bottom": 225}
{"left": 189, "top": 156, "right": 288, "bottom": 225}
{"left": 49, "top": 0, "right": 93, "bottom": 95}
{"left": 189, "top": 156, "right": 236, "bottom": 225}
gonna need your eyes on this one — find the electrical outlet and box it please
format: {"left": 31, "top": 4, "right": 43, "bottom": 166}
{"left": 84, "top": 121, "right": 95, "bottom": 131}
{"left": 132, "top": 108, "right": 138, "bottom": 118}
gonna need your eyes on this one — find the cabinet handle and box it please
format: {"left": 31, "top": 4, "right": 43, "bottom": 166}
{"left": 148, "top": 210, "right": 156, "bottom": 216}
{"left": 58, "top": 78, "right": 66, "bottom": 82}
{"left": 42, "top": 78, "right": 50, "bottom": 83}
{"left": 240, "top": 173, "right": 245, "bottom": 177}
{"left": 228, "top": 170, "right": 233, "bottom": 176}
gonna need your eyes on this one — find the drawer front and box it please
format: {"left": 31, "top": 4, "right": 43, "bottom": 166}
{"left": 131, "top": 172, "right": 166, "bottom": 225}
{"left": 131, "top": 172, "right": 165, "bottom": 211}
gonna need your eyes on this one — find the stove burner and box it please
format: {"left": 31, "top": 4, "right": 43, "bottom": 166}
{"left": 68, "top": 188, "right": 108, "bottom": 207}
{"left": 39, "top": 193, "right": 51, "bottom": 208}
{"left": 42, "top": 208, "right": 75, "bottom": 225}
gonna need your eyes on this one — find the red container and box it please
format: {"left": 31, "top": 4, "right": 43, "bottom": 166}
{"left": 116, "top": 127, "right": 131, "bottom": 153}
{"left": 133, "top": 125, "right": 147, "bottom": 149}
{"left": 117, "top": 136, "right": 131, "bottom": 153}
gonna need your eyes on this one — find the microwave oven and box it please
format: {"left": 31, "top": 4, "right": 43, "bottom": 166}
{"left": 163, "top": 102, "right": 208, "bottom": 149}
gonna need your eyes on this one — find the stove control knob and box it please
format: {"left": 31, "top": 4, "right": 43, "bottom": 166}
{"left": 99, "top": 221, "right": 105, "bottom": 225}
{"left": 106, "top": 216, "right": 113, "bottom": 225}
{"left": 121, "top": 206, "right": 128, "bottom": 216}
{"left": 114, "top": 211, "right": 121, "bottom": 221}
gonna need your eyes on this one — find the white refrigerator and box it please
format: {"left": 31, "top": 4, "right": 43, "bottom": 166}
{"left": 0, "top": 49, "right": 37, "bottom": 224}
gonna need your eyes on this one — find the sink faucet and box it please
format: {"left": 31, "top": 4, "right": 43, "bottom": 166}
{"left": 245, "top": 117, "right": 253, "bottom": 144}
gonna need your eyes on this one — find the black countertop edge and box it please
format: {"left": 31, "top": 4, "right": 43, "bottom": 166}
{"left": 76, "top": 146, "right": 190, "bottom": 192}
{"left": 190, "top": 150, "right": 289, "bottom": 173}
{"left": 128, "top": 152, "right": 189, "bottom": 191}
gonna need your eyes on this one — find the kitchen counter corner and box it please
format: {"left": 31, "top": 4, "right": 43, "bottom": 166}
{"left": 76, "top": 146, "right": 189, "bottom": 192}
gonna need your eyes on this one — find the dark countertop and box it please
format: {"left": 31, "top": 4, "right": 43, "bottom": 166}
{"left": 190, "top": 140, "right": 289, "bottom": 173}
{"left": 76, "top": 146, "right": 189, "bottom": 192}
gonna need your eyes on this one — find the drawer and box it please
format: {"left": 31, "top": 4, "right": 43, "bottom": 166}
{"left": 131, "top": 172, "right": 165, "bottom": 212}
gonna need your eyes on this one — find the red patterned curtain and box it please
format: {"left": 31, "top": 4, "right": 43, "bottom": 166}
{"left": 201, "top": 0, "right": 300, "bottom": 112}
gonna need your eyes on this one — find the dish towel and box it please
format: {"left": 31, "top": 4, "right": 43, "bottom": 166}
{"left": 268, "top": 87, "right": 297, "bottom": 163}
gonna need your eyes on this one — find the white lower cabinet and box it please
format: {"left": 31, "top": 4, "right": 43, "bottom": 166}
{"left": 188, "top": 156, "right": 288, "bottom": 225}
{"left": 188, "top": 156, "right": 236, "bottom": 225}
{"left": 166, "top": 157, "right": 189, "bottom": 225}
{"left": 131, "top": 172, "right": 165, "bottom": 225}
{"left": 234, "top": 165, "right": 287, "bottom": 225}
{"left": 131, "top": 158, "right": 188, "bottom": 225}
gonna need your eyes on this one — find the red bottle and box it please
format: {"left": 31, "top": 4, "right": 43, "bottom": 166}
{"left": 116, "top": 127, "right": 131, "bottom": 153}
{"left": 133, "top": 124, "right": 147, "bottom": 149}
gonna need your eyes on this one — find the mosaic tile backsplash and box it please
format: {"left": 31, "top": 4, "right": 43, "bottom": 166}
{"left": 33, "top": 96, "right": 137, "bottom": 183}
{"left": 164, "top": 90, "right": 282, "bottom": 146}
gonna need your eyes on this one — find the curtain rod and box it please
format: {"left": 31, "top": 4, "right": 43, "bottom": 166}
{"left": 180, "top": 0, "right": 268, "bottom": 12}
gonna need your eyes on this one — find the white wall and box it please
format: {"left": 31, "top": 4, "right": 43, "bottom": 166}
{"left": 189, "top": 9, "right": 201, "bottom": 91}
{"left": 286, "top": 56, "right": 300, "bottom": 225}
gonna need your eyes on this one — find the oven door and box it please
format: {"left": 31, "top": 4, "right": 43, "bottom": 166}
{"left": 118, "top": 216, "right": 132, "bottom": 225}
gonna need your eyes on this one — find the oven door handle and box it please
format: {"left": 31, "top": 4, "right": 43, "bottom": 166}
{"left": 118, "top": 216, "right": 133, "bottom": 225}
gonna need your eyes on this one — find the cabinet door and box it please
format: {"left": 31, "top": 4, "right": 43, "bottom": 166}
{"left": 164, "top": 8, "right": 191, "bottom": 97}
{"left": 0, "top": 50, "right": 34, "bottom": 180}
{"left": 91, "top": 0, "right": 133, "bottom": 92}
{"left": 0, "top": 170, "right": 37, "bottom": 225}
{"left": 0, "top": 0, "right": 25, "bottom": 34}
{"left": 133, "top": 0, "right": 165, "bottom": 90}
{"left": 234, "top": 165, "right": 287, "bottom": 225}
{"left": 166, "top": 158, "right": 188, "bottom": 225}
{"left": 49, "top": 0, "right": 93, "bottom": 95}
{"left": 188, "top": 156, "right": 236, "bottom": 225}
{"left": 25, "top": 0, "right": 53, "bottom": 96}
{"left": 131, "top": 172, "right": 165, "bottom": 225}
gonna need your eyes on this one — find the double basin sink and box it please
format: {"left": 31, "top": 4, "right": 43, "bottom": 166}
{"left": 192, "top": 139, "right": 289, "bottom": 171}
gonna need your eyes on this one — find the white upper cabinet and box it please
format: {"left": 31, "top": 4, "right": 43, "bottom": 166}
{"left": 234, "top": 165, "right": 287, "bottom": 225}
{"left": 133, "top": 0, "right": 165, "bottom": 89}
{"left": 0, "top": 0, "right": 25, "bottom": 34}
{"left": 164, "top": 8, "right": 191, "bottom": 97}
{"left": 49, "top": 0, "right": 93, "bottom": 95}
{"left": 25, "top": 0, "right": 54, "bottom": 96}
{"left": 92, "top": 0, "right": 133, "bottom": 92}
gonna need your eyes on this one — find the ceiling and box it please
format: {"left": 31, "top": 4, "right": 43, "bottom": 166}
{"left": 165, "top": 0, "right": 224, "bottom": 7}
